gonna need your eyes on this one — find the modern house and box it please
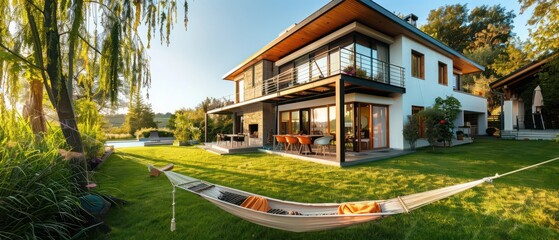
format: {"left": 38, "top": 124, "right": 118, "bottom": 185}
{"left": 207, "top": 0, "right": 488, "bottom": 162}
{"left": 490, "top": 53, "right": 559, "bottom": 140}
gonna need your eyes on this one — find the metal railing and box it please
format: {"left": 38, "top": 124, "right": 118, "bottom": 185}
{"left": 210, "top": 48, "right": 405, "bottom": 111}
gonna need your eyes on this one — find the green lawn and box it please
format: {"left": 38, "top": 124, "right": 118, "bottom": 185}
{"left": 92, "top": 139, "right": 559, "bottom": 239}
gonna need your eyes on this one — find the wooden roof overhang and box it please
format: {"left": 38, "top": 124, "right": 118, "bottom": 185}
{"left": 222, "top": 0, "right": 484, "bottom": 81}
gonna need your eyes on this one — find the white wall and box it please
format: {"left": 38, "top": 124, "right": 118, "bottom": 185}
{"left": 394, "top": 35, "right": 488, "bottom": 143}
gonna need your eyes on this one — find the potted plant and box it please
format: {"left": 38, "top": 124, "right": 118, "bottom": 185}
{"left": 456, "top": 130, "right": 464, "bottom": 140}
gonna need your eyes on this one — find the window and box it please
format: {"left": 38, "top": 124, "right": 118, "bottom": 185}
{"left": 280, "top": 112, "right": 289, "bottom": 134}
{"left": 411, "top": 50, "right": 424, "bottom": 79}
{"left": 438, "top": 62, "right": 448, "bottom": 85}
{"left": 412, "top": 106, "right": 425, "bottom": 138}
{"left": 453, "top": 73, "right": 461, "bottom": 91}
{"left": 311, "top": 107, "right": 328, "bottom": 135}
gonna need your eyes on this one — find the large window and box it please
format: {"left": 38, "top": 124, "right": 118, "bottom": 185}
{"left": 279, "top": 33, "right": 390, "bottom": 84}
{"left": 329, "top": 105, "right": 336, "bottom": 134}
{"left": 311, "top": 107, "right": 328, "bottom": 135}
{"left": 311, "top": 47, "right": 328, "bottom": 80}
{"left": 438, "top": 62, "right": 448, "bottom": 85}
{"left": 411, "top": 50, "right": 424, "bottom": 79}
{"left": 279, "top": 110, "right": 301, "bottom": 134}
{"left": 295, "top": 56, "right": 310, "bottom": 84}
{"left": 281, "top": 102, "right": 389, "bottom": 151}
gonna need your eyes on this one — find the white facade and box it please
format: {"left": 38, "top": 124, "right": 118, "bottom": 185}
{"left": 274, "top": 34, "right": 487, "bottom": 150}
{"left": 392, "top": 35, "right": 487, "bottom": 149}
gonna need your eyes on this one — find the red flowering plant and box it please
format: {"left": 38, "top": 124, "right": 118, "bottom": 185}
{"left": 420, "top": 96, "right": 461, "bottom": 149}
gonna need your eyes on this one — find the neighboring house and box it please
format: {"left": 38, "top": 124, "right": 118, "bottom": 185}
{"left": 208, "top": 0, "right": 487, "bottom": 162}
{"left": 490, "top": 53, "right": 559, "bottom": 139}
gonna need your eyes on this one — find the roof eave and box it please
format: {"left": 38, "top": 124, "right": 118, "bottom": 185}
{"left": 221, "top": 0, "right": 345, "bottom": 80}
{"left": 223, "top": 0, "right": 484, "bottom": 80}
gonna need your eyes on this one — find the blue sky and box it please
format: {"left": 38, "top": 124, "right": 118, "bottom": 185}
{"left": 143, "top": 0, "right": 532, "bottom": 114}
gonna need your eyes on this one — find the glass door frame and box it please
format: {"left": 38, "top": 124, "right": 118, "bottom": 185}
{"left": 355, "top": 103, "right": 389, "bottom": 151}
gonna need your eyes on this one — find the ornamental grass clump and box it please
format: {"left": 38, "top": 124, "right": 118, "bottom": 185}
{"left": 0, "top": 111, "right": 86, "bottom": 239}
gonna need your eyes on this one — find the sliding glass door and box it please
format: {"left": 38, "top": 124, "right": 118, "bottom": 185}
{"left": 372, "top": 106, "right": 388, "bottom": 148}
{"left": 280, "top": 103, "right": 388, "bottom": 150}
{"left": 355, "top": 104, "right": 388, "bottom": 150}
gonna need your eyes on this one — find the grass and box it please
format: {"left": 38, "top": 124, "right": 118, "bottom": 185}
{"left": 92, "top": 139, "right": 559, "bottom": 239}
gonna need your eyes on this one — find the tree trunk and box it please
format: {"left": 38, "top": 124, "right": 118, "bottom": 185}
{"left": 44, "top": 0, "right": 87, "bottom": 189}
{"left": 23, "top": 79, "right": 47, "bottom": 134}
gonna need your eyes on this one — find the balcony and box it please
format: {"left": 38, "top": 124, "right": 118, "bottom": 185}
{"left": 210, "top": 48, "right": 405, "bottom": 111}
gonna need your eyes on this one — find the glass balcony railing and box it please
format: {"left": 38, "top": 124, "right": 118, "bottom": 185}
{"left": 210, "top": 48, "right": 405, "bottom": 110}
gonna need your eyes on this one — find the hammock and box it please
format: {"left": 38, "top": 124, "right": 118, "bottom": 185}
{"left": 159, "top": 157, "right": 559, "bottom": 233}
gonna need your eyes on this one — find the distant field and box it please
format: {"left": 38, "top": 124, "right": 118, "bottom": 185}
{"left": 154, "top": 116, "right": 171, "bottom": 128}
{"left": 104, "top": 114, "right": 171, "bottom": 128}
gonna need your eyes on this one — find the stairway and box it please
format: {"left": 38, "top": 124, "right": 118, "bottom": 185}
{"left": 515, "top": 129, "right": 559, "bottom": 140}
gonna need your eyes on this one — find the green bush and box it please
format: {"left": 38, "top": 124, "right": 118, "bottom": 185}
{"left": 403, "top": 115, "right": 420, "bottom": 150}
{"left": 420, "top": 108, "right": 447, "bottom": 148}
{"left": 134, "top": 128, "right": 174, "bottom": 140}
{"left": 0, "top": 110, "right": 86, "bottom": 239}
{"left": 79, "top": 122, "right": 106, "bottom": 161}
{"left": 173, "top": 111, "right": 202, "bottom": 143}
{"left": 75, "top": 99, "right": 107, "bottom": 161}
{"left": 105, "top": 133, "right": 133, "bottom": 140}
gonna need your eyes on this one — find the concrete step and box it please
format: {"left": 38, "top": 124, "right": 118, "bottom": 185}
{"left": 516, "top": 131, "right": 558, "bottom": 140}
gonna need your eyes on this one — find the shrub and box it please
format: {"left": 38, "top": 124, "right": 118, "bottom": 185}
{"left": 420, "top": 108, "right": 447, "bottom": 149}
{"left": 134, "top": 128, "right": 174, "bottom": 140}
{"left": 0, "top": 110, "right": 86, "bottom": 239}
{"left": 106, "top": 133, "right": 133, "bottom": 140}
{"left": 75, "top": 99, "right": 107, "bottom": 162}
{"left": 79, "top": 122, "right": 106, "bottom": 162}
{"left": 173, "top": 111, "right": 202, "bottom": 143}
{"left": 486, "top": 127, "right": 497, "bottom": 136}
{"left": 403, "top": 115, "right": 420, "bottom": 150}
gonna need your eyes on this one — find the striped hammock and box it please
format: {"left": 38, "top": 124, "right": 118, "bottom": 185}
{"left": 155, "top": 157, "right": 559, "bottom": 233}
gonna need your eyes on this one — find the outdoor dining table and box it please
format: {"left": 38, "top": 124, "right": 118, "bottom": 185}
{"left": 224, "top": 133, "right": 248, "bottom": 146}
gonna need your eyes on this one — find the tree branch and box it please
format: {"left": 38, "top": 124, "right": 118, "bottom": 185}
{"left": 24, "top": 2, "right": 55, "bottom": 104}
{"left": 78, "top": 34, "right": 103, "bottom": 55}
{"left": 0, "top": 42, "right": 44, "bottom": 71}
{"left": 24, "top": 0, "right": 44, "bottom": 14}
{"left": 66, "top": 0, "right": 84, "bottom": 101}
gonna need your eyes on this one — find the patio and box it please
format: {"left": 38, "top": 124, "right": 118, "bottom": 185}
{"left": 201, "top": 136, "right": 474, "bottom": 167}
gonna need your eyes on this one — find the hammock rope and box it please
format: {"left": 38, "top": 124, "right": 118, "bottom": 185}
{"left": 158, "top": 156, "right": 559, "bottom": 232}
{"left": 488, "top": 156, "right": 559, "bottom": 181}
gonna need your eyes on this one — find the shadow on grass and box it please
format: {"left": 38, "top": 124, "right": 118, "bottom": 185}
{"left": 89, "top": 141, "right": 559, "bottom": 239}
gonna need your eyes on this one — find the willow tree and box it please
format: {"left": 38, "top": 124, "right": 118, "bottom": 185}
{"left": 0, "top": 0, "right": 188, "bottom": 188}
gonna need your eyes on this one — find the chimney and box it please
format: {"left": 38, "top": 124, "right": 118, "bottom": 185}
{"left": 404, "top": 14, "right": 418, "bottom": 27}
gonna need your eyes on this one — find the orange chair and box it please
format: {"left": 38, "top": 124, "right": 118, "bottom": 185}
{"left": 297, "top": 136, "right": 313, "bottom": 155}
{"left": 275, "top": 135, "right": 287, "bottom": 151}
{"left": 284, "top": 135, "right": 299, "bottom": 152}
